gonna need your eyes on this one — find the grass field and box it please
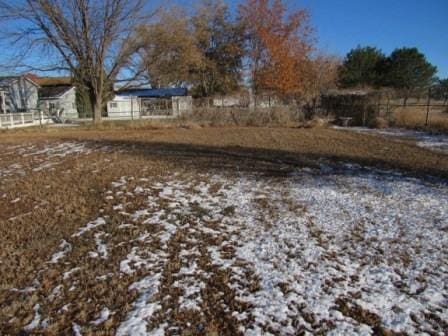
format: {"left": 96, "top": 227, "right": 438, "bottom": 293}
{"left": 393, "top": 106, "right": 448, "bottom": 132}
{"left": 0, "top": 126, "right": 447, "bottom": 335}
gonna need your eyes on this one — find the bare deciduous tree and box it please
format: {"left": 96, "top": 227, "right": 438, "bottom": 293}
{"left": 137, "top": 7, "right": 204, "bottom": 88}
{"left": 191, "top": 0, "right": 245, "bottom": 97}
{"left": 302, "top": 53, "right": 340, "bottom": 109}
{"left": 136, "top": 0, "right": 245, "bottom": 98}
{"left": 0, "top": 0, "right": 154, "bottom": 123}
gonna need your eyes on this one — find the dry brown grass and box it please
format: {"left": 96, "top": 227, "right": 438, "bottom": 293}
{"left": 1, "top": 126, "right": 446, "bottom": 286}
{"left": 393, "top": 106, "right": 448, "bottom": 132}
{"left": 0, "top": 147, "right": 173, "bottom": 289}
{"left": 0, "top": 146, "right": 177, "bottom": 333}
{"left": 178, "top": 106, "right": 303, "bottom": 128}
{"left": 2, "top": 126, "right": 447, "bottom": 176}
{"left": 0, "top": 126, "right": 447, "bottom": 334}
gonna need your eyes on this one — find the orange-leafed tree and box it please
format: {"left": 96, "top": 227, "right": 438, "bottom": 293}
{"left": 239, "top": 0, "right": 314, "bottom": 98}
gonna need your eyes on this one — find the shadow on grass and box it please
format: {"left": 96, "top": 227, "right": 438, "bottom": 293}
{"left": 68, "top": 137, "right": 448, "bottom": 181}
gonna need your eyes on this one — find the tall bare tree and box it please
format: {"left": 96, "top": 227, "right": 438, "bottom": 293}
{"left": 303, "top": 53, "right": 340, "bottom": 105}
{"left": 0, "top": 0, "right": 153, "bottom": 123}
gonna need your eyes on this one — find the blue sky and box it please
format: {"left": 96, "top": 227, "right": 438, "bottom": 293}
{"left": 296, "top": 0, "right": 448, "bottom": 78}
{"left": 1, "top": 0, "right": 446, "bottom": 78}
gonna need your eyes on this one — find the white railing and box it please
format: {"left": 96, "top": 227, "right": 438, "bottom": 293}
{"left": 0, "top": 111, "right": 51, "bottom": 129}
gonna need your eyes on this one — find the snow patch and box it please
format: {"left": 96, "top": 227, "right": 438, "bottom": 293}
{"left": 72, "top": 218, "right": 107, "bottom": 237}
{"left": 116, "top": 275, "right": 163, "bottom": 336}
{"left": 91, "top": 307, "right": 112, "bottom": 325}
{"left": 49, "top": 240, "right": 72, "bottom": 263}
{"left": 23, "top": 304, "right": 41, "bottom": 332}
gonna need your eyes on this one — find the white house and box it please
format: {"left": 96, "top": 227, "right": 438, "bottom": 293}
{"left": 0, "top": 76, "right": 40, "bottom": 113}
{"left": 107, "top": 88, "right": 192, "bottom": 118}
{"left": 38, "top": 85, "right": 78, "bottom": 119}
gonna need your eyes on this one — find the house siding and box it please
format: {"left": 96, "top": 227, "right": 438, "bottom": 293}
{"left": 107, "top": 96, "right": 192, "bottom": 118}
{"left": 107, "top": 97, "right": 141, "bottom": 118}
{"left": 0, "top": 78, "right": 39, "bottom": 112}
{"left": 172, "top": 96, "right": 192, "bottom": 116}
{"left": 40, "top": 87, "right": 78, "bottom": 119}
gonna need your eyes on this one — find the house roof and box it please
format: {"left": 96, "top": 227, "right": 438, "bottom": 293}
{"left": 116, "top": 88, "right": 188, "bottom": 98}
{"left": 0, "top": 76, "right": 40, "bottom": 89}
{"left": 0, "top": 77, "right": 16, "bottom": 88}
{"left": 39, "top": 85, "right": 74, "bottom": 99}
{"left": 33, "top": 76, "right": 73, "bottom": 86}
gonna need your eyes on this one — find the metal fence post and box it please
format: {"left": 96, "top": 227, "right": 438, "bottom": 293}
{"left": 425, "top": 87, "right": 431, "bottom": 127}
{"left": 386, "top": 97, "right": 390, "bottom": 123}
{"left": 139, "top": 98, "right": 142, "bottom": 119}
{"left": 377, "top": 95, "right": 381, "bottom": 117}
{"left": 131, "top": 98, "right": 134, "bottom": 121}
{"left": 362, "top": 104, "right": 367, "bottom": 126}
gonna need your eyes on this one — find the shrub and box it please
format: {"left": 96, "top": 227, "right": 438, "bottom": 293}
{"left": 369, "top": 117, "right": 389, "bottom": 129}
{"left": 179, "top": 106, "right": 303, "bottom": 127}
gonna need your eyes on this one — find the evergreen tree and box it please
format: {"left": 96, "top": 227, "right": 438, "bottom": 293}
{"left": 338, "top": 46, "right": 386, "bottom": 88}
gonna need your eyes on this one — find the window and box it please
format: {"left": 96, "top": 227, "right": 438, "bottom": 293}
{"left": 141, "top": 98, "right": 173, "bottom": 116}
{"left": 110, "top": 102, "right": 118, "bottom": 108}
{"left": 49, "top": 102, "right": 56, "bottom": 110}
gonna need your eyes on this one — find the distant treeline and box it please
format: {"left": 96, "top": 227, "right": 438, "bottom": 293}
{"left": 337, "top": 46, "right": 447, "bottom": 104}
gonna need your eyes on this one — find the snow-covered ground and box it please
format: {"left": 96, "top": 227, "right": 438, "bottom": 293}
{"left": 335, "top": 126, "right": 448, "bottom": 154}
{"left": 0, "top": 141, "right": 109, "bottom": 182}
{"left": 20, "top": 165, "right": 448, "bottom": 335}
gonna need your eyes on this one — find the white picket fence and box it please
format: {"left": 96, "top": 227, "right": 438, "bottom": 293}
{"left": 0, "top": 111, "right": 52, "bottom": 129}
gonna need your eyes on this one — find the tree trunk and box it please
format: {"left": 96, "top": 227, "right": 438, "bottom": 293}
{"left": 93, "top": 96, "right": 103, "bottom": 125}
{"left": 88, "top": 83, "right": 103, "bottom": 125}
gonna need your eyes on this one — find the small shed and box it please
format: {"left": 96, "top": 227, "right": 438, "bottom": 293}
{"left": 107, "top": 88, "right": 192, "bottom": 118}
{"left": 321, "top": 89, "right": 378, "bottom": 126}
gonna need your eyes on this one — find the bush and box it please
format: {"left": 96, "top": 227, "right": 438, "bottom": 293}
{"left": 304, "top": 117, "right": 329, "bottom": 128}
{"left": 179, "top": 106, "right": 303, "bottom": 127}
{"left": 369, "top": 117, "right": 389, "bottom": 129}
